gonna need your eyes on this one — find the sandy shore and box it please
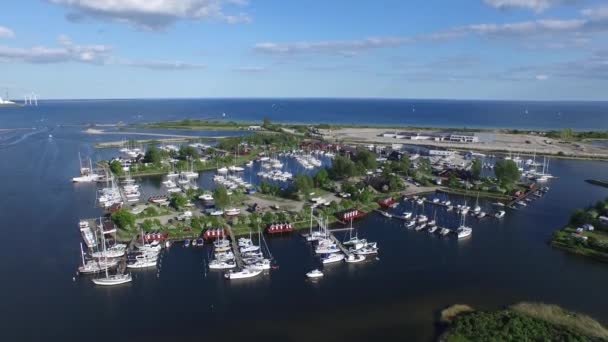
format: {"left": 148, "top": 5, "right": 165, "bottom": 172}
{"left": 322, "top": 127, "right": 608, "bottom": 159}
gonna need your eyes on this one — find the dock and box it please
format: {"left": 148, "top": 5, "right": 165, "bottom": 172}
{"left": 328, "top": 233, "right": 351, "bottom": 256}
{"left": 225, "top": 225, "right": 244, "bottom": 268}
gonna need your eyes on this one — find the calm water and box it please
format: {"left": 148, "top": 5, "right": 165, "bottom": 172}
{"left": 1, "top": 98, "right": 608, "bottom": 130}
{"left": 1, "top": 100, "right": 608, "bottom": 341}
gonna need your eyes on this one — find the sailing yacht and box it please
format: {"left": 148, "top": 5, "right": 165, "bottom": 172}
{"left": 92, "top": 271, "right": 132, "bottom": 286}
{"left": 455, "top": 213, "right": 473, "bottom": 239}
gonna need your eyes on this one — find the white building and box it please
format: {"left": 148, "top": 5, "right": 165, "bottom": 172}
{"left": 449, "top": 133, "right": 479, "bottom": 143}
{"left": 429, "top": 150, "right": 456, "bottom": 157}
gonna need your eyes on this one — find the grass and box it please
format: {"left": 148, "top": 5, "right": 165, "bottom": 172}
{"left": 551, "top": 228, "right": 608, "bottom": 262}
{"left": 442, "top": 302, "right": 608, "bottom": 342}
{"left": 510, "top": 302, "right": 608, "bottom": 340}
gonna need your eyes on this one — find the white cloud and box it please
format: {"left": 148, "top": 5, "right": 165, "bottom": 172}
{"left": 483, "top": 0, "right": 568, "bottom": 12}
{"left": 119, "top": 59, "right": 206, "bottom": 70}
{"left": 254, "top": 37, "right": 414, "bottom": 56}
{"left": 0, "top": 35, "right": 111, "bottom": 64}
{"left": 48, "top": 0, "right": 251, "bottom": 29}
{"left": 0, "top": 26, "right": 14, "bottom": 39}
{"left": 232, "top": 66, "right": 265, "bottom": 72}
{"left": 535, "top": 74, "right": 549, "bottom": 80}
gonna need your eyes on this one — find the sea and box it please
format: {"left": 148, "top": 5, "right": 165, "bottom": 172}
{"left": 1, "top": 98, "right": 608, "bottom": 342}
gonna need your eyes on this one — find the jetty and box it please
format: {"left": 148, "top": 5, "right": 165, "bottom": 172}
{"left": 225, "top": 225, "right": 244, "bottom": 268}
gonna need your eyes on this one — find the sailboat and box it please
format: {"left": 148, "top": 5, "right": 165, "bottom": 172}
{"left": 473, "top": 192, "right": 481, "bottom": 214}
{"left": 455, "top": 212, "right": 472, "bottom": 239}
{"left": 78, "top": 242, "right": 118, "bottom": 274}
{"left": 91, "top": 234, "right": 132, "bottom": 286}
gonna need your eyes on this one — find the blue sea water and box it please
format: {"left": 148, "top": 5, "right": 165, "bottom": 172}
{"left": 0, "top": 99, "right": 608, "bottom": 341}
{"left": 1, "top": 98, "right": 607, "bottom": 130}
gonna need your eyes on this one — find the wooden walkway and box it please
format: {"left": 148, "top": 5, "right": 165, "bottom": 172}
{"left": 225, "top": 225, "right": 244, "bottom": 268}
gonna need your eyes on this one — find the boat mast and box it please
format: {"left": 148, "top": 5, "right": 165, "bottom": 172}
{"left": 80, "top": 242, "right": 86, "bottom": 267}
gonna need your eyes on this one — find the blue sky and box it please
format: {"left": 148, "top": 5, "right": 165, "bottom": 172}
{"left": 0, "top": 0, "right": 607, "bottom": 100}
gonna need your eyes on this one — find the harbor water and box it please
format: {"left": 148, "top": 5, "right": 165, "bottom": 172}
{"left": 1, "top": 101, "right": 608, "bottom": 341}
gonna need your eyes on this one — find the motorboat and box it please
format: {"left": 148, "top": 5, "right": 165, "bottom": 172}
{"left": 415, "top": 223, "right": 427, "bottom": 231}
{"left": 199, "top": 193, "right": 213, "bottom": 201}
{"left": 354, "top": 246, "right": 379, "bottom": 255}
{"left": 477, "top": 211, "right": 486, "bottom": 219}
{"left": 405, "top": 220, "right": 416, "bottom": 229}
{"left": 306, "top": 269, "right": 324, "bottom": 278}
{"left": 224, "top": 267, "right": 263, "bottom": 279}
{"left": 217, "top": 167, "right": 228, "bottom": 174}
{"left": 495, "top": 210, "right": 506, "bottom": 219}
{"left": 417, "top": 215, "right": 428, "bottom": 223}
{"left": 209, "top": 260, "right": 237, "bottom": 269}
{"left": 402, "top": 212, "right": 413, "bottom": 219}
{"left": 345, "top": 254, "right": 366, "bottom": 263}
{"left": 184, "top": 239, "right": 191, "bottom": 247}
{"left": 127, "top": 256, "right": 157, "bottom": 269}
{"left": 224, "top": 208, "right": 241, "bottom": 216}
{"left": 439, "top": 228, "right": 451, "bottom": 236}
{"left": 321, "top": 253, "right": 345, "bottom": 264}
{"left": 210, "top": 210, "right": 224, "bottom": 216}
{"left": 428, "top": 226, "right": 438, "bottom": 233}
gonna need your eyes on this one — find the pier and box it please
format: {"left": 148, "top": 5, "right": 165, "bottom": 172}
{"left": 225, "top": 225, "right": 244, "bottom": 268}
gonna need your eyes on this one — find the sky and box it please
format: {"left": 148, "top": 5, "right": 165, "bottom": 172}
{"left": 0, "top": 0, "right": 608, "bottom": 100}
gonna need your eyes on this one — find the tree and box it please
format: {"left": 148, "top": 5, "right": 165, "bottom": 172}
{"left": 213, "top": 186, "right": 230, "bottom": 209}
{"left": 294, "top": 174, "right": 314, "bottom": 195}
{"left": 329, "top": 155, "right": 356, "bottom": 180}
{"left": 471, "top": 158, "right": 482, "bottom": 180}
{"left": 417, "top": 158, "right": 432, "bottom": 175}
{"left": 560, "top": 128, "right": 574, "bottom": 141}
{"left": 494, "top": 160, "right": 521, "bottom": 186}
{"left": 144, "top": 145, "right": 162, "bottom": 164}
{"left": 314, "top": 168, "right": 329, "bottom": 188}
{"left": 353, "top": 148, "right": 377, "bottom": 170}
{"left": 178, "top": 146, "right": 200, "bottom": 160}
{"left": 448, "top": 174, "right": 460, "bottom": 188}
{"left": 111, "top": 209, "right": 136, "bottom": 230}
{"left": 396, "top": 155, "right": 411, "bottom": 175}
{"left": 170, "top": 193, "right": 188, "bottom": 210}
{"left": 110, "top": 160, "right": 123, "bottom": 176}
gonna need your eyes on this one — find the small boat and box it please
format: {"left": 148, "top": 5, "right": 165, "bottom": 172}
{"left": 456, "top": 226, "right": 472, "bottom": 239}
{"left": 415, "top": 223, "right": 427, "bottom": 231}
{"left": 209, "top": 260, "right": 237, "bottom": 270}
{"left": 477, "top": 212, "right": 486, "bottom": 219}
{"left": 191, "top": 239, "right": 198, "bottom": 247}
{"left": 428, "top": 226, "right": 438, "bottom": 233}
{"left": 439, "top": 228, "right": 451, "bottom": 236}
{"left": 405, "top": 220, "right": 416, "bottom": 229}
{"left": 224, "top": 208, "right": 241, "bottom": 216}
{"left": 198, "top": 193, "right": 213, "bottom": 201}
{"left": 345, "top": 254, "right": 366, "bottom": 263}
{"left": 224, "top": 267, "right": 263, "bottom": 280}
{"left": 196, "top": 238, "right": 205, "bottom": 246}
{"left": 184, "top": 239, "right": 191, "bottom": 247}
{"left": 516, "top": 201, "right": 527, "bottom": 207}
{"left": 381, "top": 211, "right": 392, "bottom": 218}
{"left": 492, "top": 202, "right": 505, "bottom": 207}
{"left": 217, "top": 167, "right": 228, "bottom": 174}
{"left": 402, "top": 212, "right": 413, "bottom": 219}
{"left": 432, "top": 198, "right": 440, "bottom": 203}
{"left": 306, "top": 269, "right": 324, "bottom": 278}
{"left": 321, "top": 253, "right": 345, "bottom": 264}
{"left": 209, "top": 210, "right": 224, "bottom": 216}
{"left": 165, "top": 241, "right": 171, "bottom": 248}
{"left": 127, "top": 256, "right": 157, "bottom": 269}
{"left": 495, "top": 210, "right": 506, "bottom": 219}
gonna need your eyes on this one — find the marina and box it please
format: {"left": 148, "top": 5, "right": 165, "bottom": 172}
{"left": 2, "top": 100, "right": 608, "bottom": 341}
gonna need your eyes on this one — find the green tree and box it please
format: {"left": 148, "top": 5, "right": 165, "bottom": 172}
{"left": 313, "top": 168, "right": 330, "bottom": 188}
{"left": 353, "top": 148, "right": 377, "bottom": 170}
{"left": 417, "top": 158, "right": 432, "bottom": 175}
{"left": 111, "top": 209, "right": 136, "bottom": 230}
{"left": 110, "top": 160, "right": 124, "bottom": 176}
{"left": 213, "top": 186, "right": 230, "bottom": 209}
{"left": 143, "top": 145, "right": 162, "bottom": 164}
{"left": 329, "top": 155, "right": 356, "bottom": 180}
{"left": 170, "top": 193, "right": 188, "bottom": 210}
{"left": 494, "top": 160, "right": 521, "bottom": 186}
{"left": 178, "top": 146, "right": 200, "bottom": 160}
{"left": 448, "top": 174, "right": 460, "bottom": 188}
{"left": 560, "top": 128, "right": 574, "bottom": 141}
{"left": 471, "top": 158, "right": 482, "bottom": 180}
{"left": 294, "top": 174, "right": 314, "bottom": 196}
{"left": 396, "top": 155, "right": 411, "bottom": 175}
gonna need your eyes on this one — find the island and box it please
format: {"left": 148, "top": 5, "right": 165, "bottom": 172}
{"left": 439, "top": 302, "right": 608, "bottom": 341}
{"left": 551, "top": 197, "right": 608, "bottom": 262}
